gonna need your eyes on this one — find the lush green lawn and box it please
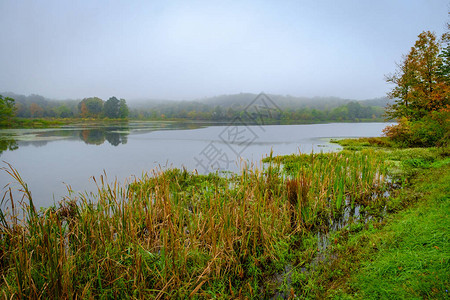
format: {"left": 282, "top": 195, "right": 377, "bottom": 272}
{"left": 348, "top": 159, "right": 449, "bottom": 299}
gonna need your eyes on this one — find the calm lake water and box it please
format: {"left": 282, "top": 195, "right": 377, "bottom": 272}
{"left": 0, "top": 122, "right": 390, "bottom": 208}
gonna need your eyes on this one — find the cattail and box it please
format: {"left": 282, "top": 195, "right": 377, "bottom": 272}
{"left": 286, "top": 179, "right": 298, "bottom": 230}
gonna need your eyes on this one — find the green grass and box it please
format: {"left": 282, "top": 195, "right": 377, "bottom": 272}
{"left": 349, "top": 163, "right": 449, "bottom": 299}
{"left": 330, "top": 137, "right": 394, "bottom": 151}
{"left": 7, "top": 118, "right": 66, "bottom": 128}
{"left": 2, "top": 117, "right": 132, "bottom": 129}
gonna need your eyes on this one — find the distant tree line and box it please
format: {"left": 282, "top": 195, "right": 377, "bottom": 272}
{"left": 1, "top": 92, "right": 389, "bottom": 125}
{"left": 129, "top": 100, "right": 385, "bottom": 123}
{"left": 0, "top": 93, "right": 129, "bottom": 119}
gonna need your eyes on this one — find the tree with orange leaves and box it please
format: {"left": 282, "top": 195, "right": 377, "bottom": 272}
{"left": 29, "top": 102, "right": 44, "bottom": 118}
{"left": 80, "top": 102, "right": 89, "bottom": 118}
{"left": 386, "top": 31, "right": 449, "bottom": 121}
{"left": 384, "top": 30, "right": 449, "bottom": 147}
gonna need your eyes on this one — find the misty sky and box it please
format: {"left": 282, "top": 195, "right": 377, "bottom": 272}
{"left": 0, "top": 1, "right": 448, "bottom": 101}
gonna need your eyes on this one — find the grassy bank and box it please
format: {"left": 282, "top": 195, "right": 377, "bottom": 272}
{"left": 0, "top": 139, "right": 448, "bottom": 298}
{"left": 1, "top": 117, "right": 390, "bottom": 129}
{"left": 5, "top": 118, "right": 67, "bottom": 128}
{"left": 2, "top": 118, "right": 133, "bottom": 129}
{"left": 349, "top": 163, "right": 449, "bottom": 299}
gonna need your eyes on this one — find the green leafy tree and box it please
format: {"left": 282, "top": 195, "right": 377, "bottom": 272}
{"left": 104, "top": 96, "right": 120, "bottom": 118}
{"left": 55, "top": 105, "right": 73, "bottom": 118}
{"left": 78, "top": 97, "right": 104, "bottom": 118}
{"left": 0, "top": 95, "right": 17, "bottom": 126}
{"left": 438, "top": 21, "right": 450, "bottom": 82}
{"left": 118, "top": 99, "right": 129, "bottom": 119}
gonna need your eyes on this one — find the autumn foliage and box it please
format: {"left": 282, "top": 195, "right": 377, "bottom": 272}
{"left": 384, "top": 30, "right": 450, "bottom": 146}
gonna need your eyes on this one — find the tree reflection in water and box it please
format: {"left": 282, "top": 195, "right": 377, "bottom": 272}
{"left": 0, "top": 137, "right": 18, "bottom": 156}
{"left": 79, "top": 127, "right": 129, "bottom": 146}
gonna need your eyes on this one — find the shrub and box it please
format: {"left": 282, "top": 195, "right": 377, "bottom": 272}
{"left": 383, "top": 111, "right": 450, "bottom": 147}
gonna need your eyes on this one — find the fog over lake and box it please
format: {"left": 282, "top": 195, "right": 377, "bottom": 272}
{"left": 0, "top": 122, "right": 391, "bottom": 208}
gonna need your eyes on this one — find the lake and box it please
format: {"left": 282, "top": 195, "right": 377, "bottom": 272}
{"left": 0, "top": 121, "right": 390, "bottom": 208}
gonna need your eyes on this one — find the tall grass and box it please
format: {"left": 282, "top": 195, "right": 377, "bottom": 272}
{"left": 0, "top": 150, "right": 392, "bottom": 298}
{"left": 266, "top": 149, "right": 390, "bottom": 229}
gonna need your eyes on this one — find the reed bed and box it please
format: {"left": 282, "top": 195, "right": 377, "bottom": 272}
{"left": 266, "top": 149, "right": 391, "bottom": 229}
{"left": 0, "top": 150, "right": 392, "bottom": 298}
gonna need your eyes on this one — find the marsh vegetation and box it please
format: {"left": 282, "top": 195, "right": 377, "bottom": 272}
{"left": 1, "top": 138, "right": 447, "bottom": 298}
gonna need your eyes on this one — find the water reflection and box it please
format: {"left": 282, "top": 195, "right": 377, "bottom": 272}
{"left": 0, "top": 124, "right": 134, "bottom": 152}
{"left": 0, "top": 121, "right": 203, "bottom": 155}
{"left": 0, "top": 137, "right": 18, "bottom": 155}
{"left": 105, "top": 131, "right": 128, "bottom": 146}
{"left": 80, "top": 128, "right": 128, "bottom": 146}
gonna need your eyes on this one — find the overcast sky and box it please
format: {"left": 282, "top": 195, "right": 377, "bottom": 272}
{"left": 0, "top": 1, "right": 448, "bottom": 101}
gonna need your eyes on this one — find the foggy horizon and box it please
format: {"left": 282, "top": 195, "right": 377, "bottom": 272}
{"left": 1, "top": 0, "right": 448, "bottom": 101}
{"left": 0, "top": 90, "right": 392, "bottom": 103}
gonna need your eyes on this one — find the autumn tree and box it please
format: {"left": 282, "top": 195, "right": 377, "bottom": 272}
{"left": 80, "top": 102, "right": 89, "bottom": 118}
{"left": 386, "top": 31, "right": 448, "bottom": 120}
{"left": 30, "top": 103, "right": 44, "bottom": 118}
{"left": 384, "top": 31, "right": 449, "bottom": 146}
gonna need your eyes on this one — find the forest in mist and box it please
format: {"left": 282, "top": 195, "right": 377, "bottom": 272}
{"left": 1, "top": 91, "right": 392, "bottom": 123}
